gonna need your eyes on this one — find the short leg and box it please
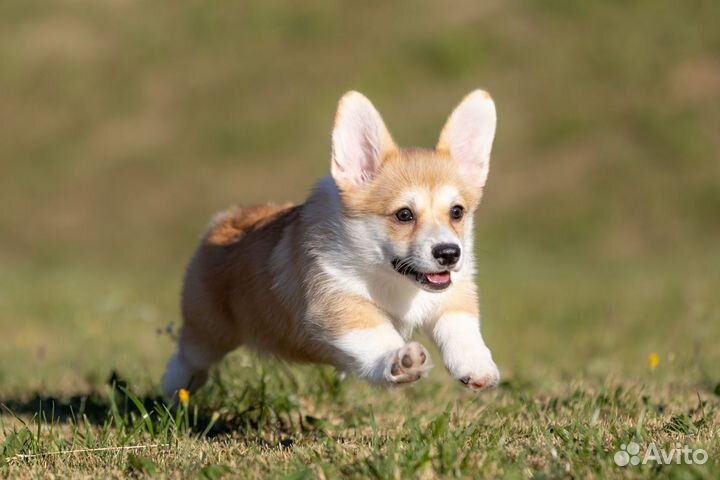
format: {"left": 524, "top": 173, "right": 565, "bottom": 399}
{"left": 428, "top": 312, "right": 499, "bottom": 392}
{"left": 162, "top": 336, "right": 223, "bottom": 402}
{"left": 331, "top": 323, "right": 433, "bottom": 386}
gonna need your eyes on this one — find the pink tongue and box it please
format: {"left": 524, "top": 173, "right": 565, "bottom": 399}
{"left": 426, "top": 272, "right": 451, "bottom": 284}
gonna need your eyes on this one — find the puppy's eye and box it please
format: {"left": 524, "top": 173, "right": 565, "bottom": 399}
{"left": 395, "top": 208, "right": 414, "bottom": 223}
{"left": 450, "top": 205, "right": 464, "bottom": 220}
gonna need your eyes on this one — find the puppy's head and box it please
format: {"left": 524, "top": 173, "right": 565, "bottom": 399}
{"left": 330, "top": 91, "right": 497, "bottom": 292}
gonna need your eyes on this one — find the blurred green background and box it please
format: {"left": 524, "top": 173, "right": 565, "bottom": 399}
{"left": 1, "top": 0, "right": 719, "bottom": 394}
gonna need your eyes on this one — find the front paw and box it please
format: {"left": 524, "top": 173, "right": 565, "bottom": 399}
{"left": 386, "top": 341, "right": 433, "bottom": 385}
{"left": 457, "top": 361, "right": 500, "bottom": 392}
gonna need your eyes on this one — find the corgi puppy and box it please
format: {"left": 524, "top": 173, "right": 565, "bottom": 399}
{"left": 163, "top": 90, "right": 500, "bottom": 401}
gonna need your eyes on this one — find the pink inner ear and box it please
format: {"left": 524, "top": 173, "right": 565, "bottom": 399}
{"left": 331, "top": 95, "right": 392, "bottom": 187}
{"left": 452, "top": 126, "right": 486, "bottom": 178}
{"left": 447, "top": 95, "right": 495, "bottom": 188}
{"left": 355, "top": 125, "right": 381, "bottom": 183}
{"left": 333, "top": 127, "right": 380, "bottom": 185}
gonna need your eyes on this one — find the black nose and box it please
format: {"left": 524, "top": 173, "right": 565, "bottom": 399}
{"left": 432, "top": 243, "right": 461, "bottom": 266}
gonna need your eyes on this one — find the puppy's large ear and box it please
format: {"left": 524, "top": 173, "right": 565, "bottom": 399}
{"left": 437, "top": 90, "right": 497, "bottom": 189}
{"left": 331, "top": 91, "right": 397, "bottom": 189}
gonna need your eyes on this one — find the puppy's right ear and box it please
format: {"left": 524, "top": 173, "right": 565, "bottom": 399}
{"left": 331, "top": 91, "right": 397, "bottom": 190}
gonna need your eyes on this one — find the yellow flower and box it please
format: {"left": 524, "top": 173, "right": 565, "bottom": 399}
{"left": 178, "top": 388, "right": 190, "bottom": 406}
{"left": 648, "top": 353, "right": 660, "bottom": 370}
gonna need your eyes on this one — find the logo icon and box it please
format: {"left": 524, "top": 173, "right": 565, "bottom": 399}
{"left": 614, "top": 442, "right": 641, "bottom": 466}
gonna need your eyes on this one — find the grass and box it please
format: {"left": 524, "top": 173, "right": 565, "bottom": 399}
{"left": 2, "top": 364, "right": 719, "bottom": 477}
{"left": 1, "top": 0, "right": 720, "bottom": 478}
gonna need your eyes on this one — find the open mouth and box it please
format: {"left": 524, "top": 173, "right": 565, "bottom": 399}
{"left": 391, "top": 258, "right": 452, "bottom": 292}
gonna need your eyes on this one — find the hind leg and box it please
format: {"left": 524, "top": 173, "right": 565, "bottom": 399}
{"left": 162, "top": 332, "right": 228, "bottom": 403}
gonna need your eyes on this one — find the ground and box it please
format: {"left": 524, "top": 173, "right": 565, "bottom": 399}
{"left": 1, "top": 0, "right": 719, "bottom": 478}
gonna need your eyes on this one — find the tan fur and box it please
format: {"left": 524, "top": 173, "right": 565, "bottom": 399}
{"left": 205, "top": 204, "right": 294, "bottom": 246}
{"left": 341, "top": 149, "right": 481, "bottom": 246}
{"left": 181, "top": 203, "right": 334, "bottom": 365}
{"left": 429, "top": 277, "right": 480, "bottom": 329}
{"left": 181, "top": 201, "right": 395, "bottom": 367}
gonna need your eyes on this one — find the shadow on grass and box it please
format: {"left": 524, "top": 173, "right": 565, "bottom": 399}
{"left": 0, "top": 370, "right": 330, "bottom": 439}
{"left": 0, "top": 372, "right": 174, "bottom": 427}
{"left": 0, "top": 372, "right": 230, "bottom": 437}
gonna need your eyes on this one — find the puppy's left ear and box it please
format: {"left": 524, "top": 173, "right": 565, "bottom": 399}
{"left": 437, "top": 90, "right": 497, "bottom": 189}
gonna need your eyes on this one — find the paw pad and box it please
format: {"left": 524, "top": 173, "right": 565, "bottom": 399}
{"left": 458, "top": 372, "right": 499, "bottom": 392}
{"left": 388, "top": 342, "right": 433, "bottom": 384}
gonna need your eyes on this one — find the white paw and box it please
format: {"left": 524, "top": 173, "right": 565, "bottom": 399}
{"left": 385, "top": 342, "right": 433, "bottom": 385}
{"left": 456, "top": 358, "right": 500, "bottom": 392}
